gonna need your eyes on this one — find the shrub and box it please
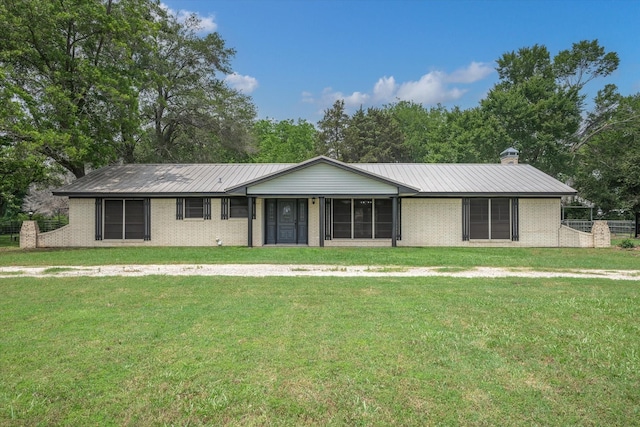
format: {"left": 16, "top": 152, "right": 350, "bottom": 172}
{"left": 618, "top": 239, "right": 636, "bottom": 249}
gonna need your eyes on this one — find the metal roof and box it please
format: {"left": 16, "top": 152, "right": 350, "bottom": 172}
{"left": 54, "top": 157, "right": 576, "bottom": 197}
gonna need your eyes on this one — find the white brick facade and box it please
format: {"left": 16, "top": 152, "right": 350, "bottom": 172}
{"left": 35, "top": 196, "right": 607, "bottom": 248}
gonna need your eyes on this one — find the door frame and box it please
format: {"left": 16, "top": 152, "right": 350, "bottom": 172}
{"left": 264, "top": 198, "right": 308, "bottom": 245}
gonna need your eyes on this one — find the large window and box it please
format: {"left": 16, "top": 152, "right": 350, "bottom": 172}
{"left": 331, "top": 198, "right": 395, "bottom": 239}
{"left": 104, "top": 199, "right": 145, "bottom": 240}
{"left": 469, "top": 198, "right": 511, "bottom": 240}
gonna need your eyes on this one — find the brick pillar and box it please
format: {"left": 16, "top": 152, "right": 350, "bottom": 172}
{"left": 591, "top": 220, "right": 611, "bottom": 248}
{"left": 20, "top": 220, "right": 40, "bottom": 249}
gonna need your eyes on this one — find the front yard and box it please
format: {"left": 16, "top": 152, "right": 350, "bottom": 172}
{"left": 1, "top": 274, "right": 639, "bottom": 425}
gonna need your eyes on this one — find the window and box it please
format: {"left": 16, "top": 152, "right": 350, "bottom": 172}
{"left": 104, "top": 199, "right": 145, "bottom": 240}
{"left": 330, "top": 198, "right": 397, "bottom": 239}
{"left": 230, "top": 197, "right": 248, "bottom": 218}
{"left": 374, "top": 199, "right": 393, "bottom": 238}
{"left": 177, "top": 198, "right": 210, "bottom": 220}
{"left": 185, "top": 198, "right": 204, "bottom": 218}
{"left": 333, "top": 199, "right": 352, "bottom": 238}
{"left": 468, "top": 198, "right": 512, "bottom": 240}
{"left": 221, "top": 197, "right": 255, "bottom": 220}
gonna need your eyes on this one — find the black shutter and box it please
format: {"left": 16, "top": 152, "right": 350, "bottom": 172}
{"left": 324, "top": 198, "right": 332, "bottom": 240}
{"left": 462, "top": 198, "right": 470, "bottom": 241}
{"left": 252, "top": 198, "right": 256, "bottom": 219}
{"left": 221, "top": 197, "right": 229, "bottom": 220}
{"left": 144, "top": 198, "right": 151, "bottom": 241}
{"left": 511, "top": 198, "right": 519, "bottom": 241}
{"left": 176, "top": 198, "right": 183, "bottom": 220}
{"left": 95, "top": 198, "right": 103, "bottom": 241}
{"left": 204, "top": 198, "right": 211, "bottom": 220}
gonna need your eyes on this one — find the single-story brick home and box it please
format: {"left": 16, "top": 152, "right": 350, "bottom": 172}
{"left": 31, "top": 149, "right": 608, "bottom": 248}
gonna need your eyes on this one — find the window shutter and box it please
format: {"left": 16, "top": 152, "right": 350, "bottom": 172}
{"left": 144, "top": 198, "right": 151, "bottom": 241}
{"left": 95, "top": 198, "right": 103, "bottom": 241}
{"left": 252, "top": 198, "right": 256, "bottom": 219}
{"left": 204, "top": 198, "right": 211, "bottom": 220}
{"left": 462, "top": 198, "right": 470, "bottom": 241}
{"left": 176, "top": 198, "right": 183, "bottom": 220}
{"left": 511, "top": 198, "right": 519, "bottom": 241}
{"left": 324, "top": 198, "right": 332, "bottom": 240}
{"left": 221, "top": 197, "right": 229, "bottom": 220}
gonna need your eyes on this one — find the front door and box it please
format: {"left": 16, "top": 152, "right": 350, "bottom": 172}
{"left": 277, "top": 199, "right": 297, "bottom": 243}
{"left": 265, "top": 199, "right": 308, "bottom": 244}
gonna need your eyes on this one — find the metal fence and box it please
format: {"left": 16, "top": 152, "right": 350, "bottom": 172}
{"left": 562, "top": 220, "right": 635, "bottom": 236}
{"left": 0, "top": 219, "right": 69, "bottom": 237}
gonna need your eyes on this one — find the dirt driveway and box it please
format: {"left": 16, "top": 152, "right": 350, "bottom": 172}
{"left": 1, "top": 264, "right": 639, "bottom": 281}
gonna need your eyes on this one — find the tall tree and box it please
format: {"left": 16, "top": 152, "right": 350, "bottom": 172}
{"left": 480, "top": 40, "right": 618, "bottom": 177}
{"left": 316, "top": 100, "right": 349, "bottom": 159}
{"left": 137, "top": 12, "right": 256, "bottom": 163}
{"left": 0, "top": 0, "right": 161, "bottom": 178}
{"left": 342, "top": 107, "right": 408, "bottom": 163}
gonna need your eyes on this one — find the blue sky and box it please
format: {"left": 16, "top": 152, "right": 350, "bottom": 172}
{"left": 162, "top": 0, "right": 640, "bottom": 122}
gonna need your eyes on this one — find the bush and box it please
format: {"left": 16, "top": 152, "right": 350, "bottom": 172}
{"left": 618, "top": 239, "right": 636, "bottom": 249}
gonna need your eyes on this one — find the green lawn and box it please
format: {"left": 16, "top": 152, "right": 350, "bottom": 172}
{"left": 1, "top": 245, "right": 639, "bottom": 270}
{"left": 1, "top": 275, "right": 639, "bottom": 426}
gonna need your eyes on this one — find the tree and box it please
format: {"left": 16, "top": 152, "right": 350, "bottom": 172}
{"left": 386, "top": 101, "right": 479, "bottom": 163}
{"left": 342, "top": 107, "right": 408, "bottom": 163}
{"left": 251, "top": 119, "right": 316, "bottom": 163}
{"left": 316, "top": 100, "right": 349, "bottom": 159}
{"left": 0, "top": 0, "right": 162, "bottom": 178}
{"left": 574, "top": 92, "right": 640, "bottom": 217}
{"left": 480, "top": 40, "right": 618, "bottom": 177}
{"left": 136, "top": 12, "right": 256, "bottom": 163}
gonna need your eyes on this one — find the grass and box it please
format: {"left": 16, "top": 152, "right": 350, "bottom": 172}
{"left": 1, "top": 275, "right": 639, "bottom": 425}
{"left": 1, "top": 245, "right": 639, "bottom": 270}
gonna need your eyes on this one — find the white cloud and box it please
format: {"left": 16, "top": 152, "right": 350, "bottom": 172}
{"left": 320, "top": 87, "right": 370, "bottom": 108}
{"left": 373, "top": 76, "right": 397, "bottom": 101}
{"left": 446, "top": 62, "right": 494, "bottom": 84}
{"left": 305, "top": 61, "right": 495, "bottom": 112}
{"left": 395, "top": 71, "right": 466, "bottom": 104}
{"left": 160, "top": 3, "right": 217, "bottom": 32}
{"left": 225, "top": 73, "right": 259, "bottom": 94}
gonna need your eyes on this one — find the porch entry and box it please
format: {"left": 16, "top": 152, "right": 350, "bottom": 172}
{"left": 265, "top": 199, "right": 308, "bottom": 244}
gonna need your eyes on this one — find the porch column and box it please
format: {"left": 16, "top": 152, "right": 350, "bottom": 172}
{"left": 319, "top": 196, "right": 325, "bottom": 247}
{"left": 391, "top": 196, "right": 398, "bottom": 248}
{"left": 247, "top": 196, "right": 254, "bottom": 247}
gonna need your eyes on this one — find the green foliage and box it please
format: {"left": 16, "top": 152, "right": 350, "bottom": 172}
{"left": 315, "top": 99, "right": 349, "bottom": 159}
{"left": 574, "top": 92, "right": 640, "bottom": 215}
{"left": 618, "top": 239, "right": 636, "bottom": 249}
{"left": 136, "top": 13, "right": 256, "bottom": 163}
{"left": 342, "top": 106, "right": 409, "bottom": 162}
{"left": 250, "top": 119, "right": 316, "bottom": 163}
{"left": 0, "top": 0, "right": 161, "bottom": 177}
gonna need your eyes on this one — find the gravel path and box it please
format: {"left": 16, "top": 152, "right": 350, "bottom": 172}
{"left": 1, "top": 264, "right": 639, "bottom": 281}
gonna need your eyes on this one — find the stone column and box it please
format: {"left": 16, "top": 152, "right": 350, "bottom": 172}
{"left": 20, "top": 220, "right": 40, "bottom": 249}
{"left": 591, "top": 220, "right": 611, "bottom": 248}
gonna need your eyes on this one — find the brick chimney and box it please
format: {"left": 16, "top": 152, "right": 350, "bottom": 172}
{"left": 500, "top": 147, "right": 519, "bottom": 165}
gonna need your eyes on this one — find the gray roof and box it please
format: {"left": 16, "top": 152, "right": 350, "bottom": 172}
{"left": 54, "top": 157, "right": 576, "bottom": 197}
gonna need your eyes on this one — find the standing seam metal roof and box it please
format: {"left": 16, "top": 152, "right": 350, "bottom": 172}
{"left": 53, "top": 160, "right": 576, "bottom": 196}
